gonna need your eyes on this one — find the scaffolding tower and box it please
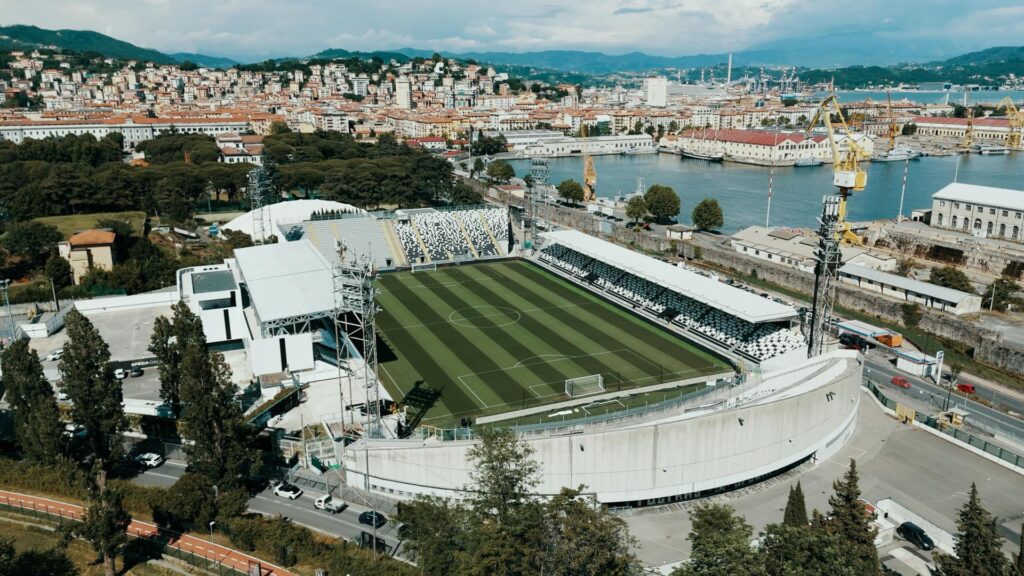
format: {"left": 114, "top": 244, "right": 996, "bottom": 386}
{"left": 807, "top": 195, "right": 842, "bottom": 358}
{"left": 247, "top": 164, "right": 274, "bottom": 243}
{"left": 332, "top": 243, "right": 385, "bottom": 438}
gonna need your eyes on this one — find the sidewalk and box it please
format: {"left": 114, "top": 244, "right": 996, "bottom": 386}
{"left": 0, "top": 490, "right": 295, "bottom": 576}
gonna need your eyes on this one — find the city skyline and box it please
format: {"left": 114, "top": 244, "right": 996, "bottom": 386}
{"left": 3, "top": 0, "right": 1023, "bottom": 63}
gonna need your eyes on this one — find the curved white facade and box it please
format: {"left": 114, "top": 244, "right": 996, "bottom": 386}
{"left": 345, "top": 350, "right": 862, "bottom": 505}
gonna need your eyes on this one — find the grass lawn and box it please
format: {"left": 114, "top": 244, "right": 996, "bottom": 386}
{"left": 374, "top": 260, "right": 729, "bottom": 427}
{"left": 34, "top": 211, "right": 147, "bottom": 239}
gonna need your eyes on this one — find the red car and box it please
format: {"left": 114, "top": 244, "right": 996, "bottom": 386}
{"left": 891, "top": 376, "right": 911, "bottom": 389}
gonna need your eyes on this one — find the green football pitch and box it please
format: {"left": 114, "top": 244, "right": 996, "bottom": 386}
{"left": 374, "top": 260, "right": 730, "bottom": 427}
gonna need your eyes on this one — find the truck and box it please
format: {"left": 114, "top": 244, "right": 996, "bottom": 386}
{"left": 314, "top": 494, "right": 347, "bottom": 514}
{"left": 874, "top": 332, "right": 903, "bottom": 348}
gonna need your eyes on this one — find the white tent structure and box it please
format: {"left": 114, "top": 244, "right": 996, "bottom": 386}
{"left": 223, "top": 199, "right": 362, "bottom": 242}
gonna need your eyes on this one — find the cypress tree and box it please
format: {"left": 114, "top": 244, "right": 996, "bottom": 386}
{"left": 78, "top": 486, "right": 130, "bottom": 576}
{"left": 149, "top": 301, "right": 205, "bottom": 417}
{"left": 0, "top": 340, "right": 64, "bottom": 463}
{"left": 59, "top": 310, "right": 126, "bottom": 486}
{"left": 934, "top": 484, "right": 1009, "bottom": 576}
{"left": 1013, "top": 524, "right": 1024, "bottom": 576}
{"left": 825, "top": 459, "right": 879, "bottom": 576}
{"left": 783, "top": 481, "right": 808, "bottom": 527}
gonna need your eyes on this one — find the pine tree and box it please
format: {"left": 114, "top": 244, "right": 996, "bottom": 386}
{"left": 177, "top": 313, "right": 254, "bottom": 489}
{"left": 0, "top": 340, "right": 64, "bottom": 463}
{"left": 59, "top": 310, "right": 126, "bottom": 486}
{"left": 672, "top": 503, "right": 765, "bottom": 576}
{"left": 783, "top": 482, "right": 808, "bottom": 527}
{"left": 149, "top": 301, "right": 205, "bottom": 417}
{"left": 79, "top": 486, "right": 130, "bottom": 576}
{"left": 934, "top": 484, "right": 1009, "bottom": 576}
{"left": 759, "top": 523, "right": 856, "bottom": 576}
{"left": 825, "top": 459, "right": 879, "bottom": 576}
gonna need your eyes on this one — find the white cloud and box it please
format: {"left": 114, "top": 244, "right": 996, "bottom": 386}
{"left": 1, "top": 0, "right": 1021, "bottom": 61}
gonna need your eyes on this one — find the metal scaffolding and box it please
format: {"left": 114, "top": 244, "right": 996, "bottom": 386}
{"left": 332, "top": 242, "right": 385, "bottom": 438}
{"left": 807, "top": 195, "right": 842, "bottom": 358}
{"left": 247, "top": 164, "right": 274, "bottom": 243}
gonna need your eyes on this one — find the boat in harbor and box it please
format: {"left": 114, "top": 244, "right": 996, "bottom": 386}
{"left": 978, "top": 145, "right": 1010, "bottom": 155}
{"left": 794, "top": 157, "right": 823, "bottom": 167}
{"left": 680, "top": 147, "right": 725, "bottom": 162}
{"left": 872, "top": 145, "right": 922, "bottom": 162}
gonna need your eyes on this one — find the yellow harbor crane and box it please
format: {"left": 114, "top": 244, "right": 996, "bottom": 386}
{"left": 805, "top": 94, "right": 870, "bottom": 245}
{"left": 885, "top": 90, "right": 898, "bottom": 153}
{"left": 996, "top": 96, "right": 1023, "bottom": 150}
{"left": 960, "top": 107, "right": 975, "bottom": 151}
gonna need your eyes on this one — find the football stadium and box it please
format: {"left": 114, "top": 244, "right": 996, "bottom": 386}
{"left": 171, "top": 200, "right": 862, "bottom": 507}
{"left": 375, "top": 260, "right": 729, "bottom": 427}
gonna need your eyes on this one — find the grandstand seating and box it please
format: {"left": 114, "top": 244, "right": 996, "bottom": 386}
{"left": 297, "top": 216, "right": 398, "bottom": 269}
{"left": 539, "top": 243, "right": 805, "bottom": 361}
{"left": 394, "top": 208, "right": 510, "bottom": 263}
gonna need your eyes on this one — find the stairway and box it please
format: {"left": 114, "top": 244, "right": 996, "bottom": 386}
{"left": 454, "top": 213, "right": 480, "bottom": 258}
{"left": 408, "top": 219, "right": 433, "bottom": 262}
{"left": 479, "top": 212, "right": 504, "bottom": 255}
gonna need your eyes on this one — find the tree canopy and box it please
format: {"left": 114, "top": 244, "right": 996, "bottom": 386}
{"left": 557, "top": 179, "right": 585, "bottom": 204}
{"left": 928, "top": 266, "right": 975, "bottom": 294}
{"left": 486, "top": 160, "right": 515, "bottom": 184}
{"left": 691, "top": 198, "right": 724, "bottom": 230}
{"left": 644, "top": 184, "right": 680, "bottom": 222}
{"left": 625, "top": 195, "right": 647, "bottom": 224}
{"left": 0, "top": 340, "right": 65, "bottom": 464}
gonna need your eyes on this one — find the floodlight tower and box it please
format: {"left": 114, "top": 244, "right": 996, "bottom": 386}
{"left": 247, "top": 164, "right": 274, "bottom": 243}
{"left": 333, "top": 247, "right": 385, "bottom": 439}
{"left": 807, "top": 196, "right": 842, "bottom": 358}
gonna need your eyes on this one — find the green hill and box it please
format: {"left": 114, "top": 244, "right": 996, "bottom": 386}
{"left": 0, "top": 24, "right": 174, "bottom": 63}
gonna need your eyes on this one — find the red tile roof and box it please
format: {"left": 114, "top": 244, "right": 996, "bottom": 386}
{"left": 679, "top": 129, "right": 827, "bottom": 146}
{"left": 68, "top": 229, "right": 116, "bottom": 246}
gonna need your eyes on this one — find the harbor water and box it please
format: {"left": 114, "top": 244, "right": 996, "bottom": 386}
{"left": 509, "top": 153, "right": 1023, "bottom": 233}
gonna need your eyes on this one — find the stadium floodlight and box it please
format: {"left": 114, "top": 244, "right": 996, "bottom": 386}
{"left": 565, "top": 374, "right": 605, "bottom": 398}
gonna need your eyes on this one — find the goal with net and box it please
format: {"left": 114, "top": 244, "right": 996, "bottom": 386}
{"left": 565, "top": 374, "right": 605, "bottom": 398}
{"left": 411, "top": 262, "right": 437, "bottom": 273}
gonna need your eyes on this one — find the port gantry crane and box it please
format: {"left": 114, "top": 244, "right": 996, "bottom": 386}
{"left": 804, "top": 93, "right": 871, "bottom": 357}
{"left": 996, "top": 96, "right": 1023, "bottom": 150}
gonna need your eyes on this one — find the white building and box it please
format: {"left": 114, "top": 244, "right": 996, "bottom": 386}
{"left": 395, "top": 76, "right": 413, "bottom": 110}
{"left": 645, "top": 76, "right": 668, "bottom": 108}
{"left": 731, "top": 227, "right": 897, "bottom": 273}
{"left": 0, "top": 116, "right": 249, "bottom": 151}
{"left": 928, "top": 182, "right": 1024, "bottom": 243}
{"left": 521, "top": 134, "right": 655, "bottom": 158}
{"left": 838, "top": 263, "right": 982, "bottom": 316}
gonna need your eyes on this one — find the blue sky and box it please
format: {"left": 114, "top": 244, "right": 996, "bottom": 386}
{"left": 3, "top": 0, "right": 1023, "bottom": 61}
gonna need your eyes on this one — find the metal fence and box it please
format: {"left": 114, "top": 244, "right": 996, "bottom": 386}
{"left": 864, "top": 377, "right": 1024, "bottom": 470}
{"left": 0, "top": 496, "right": 254, "bottom": 576}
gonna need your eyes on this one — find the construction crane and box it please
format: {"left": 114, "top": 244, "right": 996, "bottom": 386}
{"left": 885, "top": 90, "right": 898, "bottom": 153}
{"left": 960, "top": 107, "right": 975, "bottom": 151}
{"left": 805, "top": 93, "right": 869, "bottom": 246}
{"left": 996, "top": 96, "right": 1023, "bottom": 150}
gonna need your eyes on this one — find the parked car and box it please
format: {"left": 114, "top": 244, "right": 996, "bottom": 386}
{"left": 314, "top": 494, "right": 347, "bottom": 514}
{"left": 273, "top": 483, "right": 303, "bottom": 500}
{"left": 890, "top": 376, "right": 911, "bottom": 389}
{"left": 130, "top": 366, "right": 144, "bottom": 377}
{"left": 45, "top": 349, "right": 64, "bottom": 362}
{"left": 135, "top": 453, "right": 164, "bottom": 468}
{"left": 897, "top": 521, "right": 935, "bottom": 551}
{"left": 114, "top": 368, "right": 127, "bottom": 379}
{"left": 358, "top": 511, "right": 387, "bottom": 528}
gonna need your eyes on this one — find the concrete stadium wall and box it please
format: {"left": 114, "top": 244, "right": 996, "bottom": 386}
{"left": 344, "top": 351, "right": 862, "bottom": 506}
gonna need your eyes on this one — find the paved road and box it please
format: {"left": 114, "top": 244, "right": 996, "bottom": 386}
{"left": 864, "top": 356, "right": 1024, "bottom": 445}
{"left": 130, "top": 460, "right": 188, "bottom": 489}
{"left": 623, "top": 389, "right": 1024, "bottom": 567}
{"left": 0, "top": 489, "right": 295, "bottom": 576}
{"left": 248, "top": 486, "right": 403, "bottom": 554}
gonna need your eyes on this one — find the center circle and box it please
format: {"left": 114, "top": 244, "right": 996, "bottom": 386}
{"left": 449, "top": 305, "right": 522, "bottom": 328}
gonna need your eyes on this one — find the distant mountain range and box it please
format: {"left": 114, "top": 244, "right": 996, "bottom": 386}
{"left": 1, "top": 23, "right": 1021, "bottom": 86}
{"left": 0, "top": 24, "right": 236, "bottom": 68}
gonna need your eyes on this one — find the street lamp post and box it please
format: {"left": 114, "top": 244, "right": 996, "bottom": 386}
{"left": 0, "top": 279, "right": 14, "bottom": 341}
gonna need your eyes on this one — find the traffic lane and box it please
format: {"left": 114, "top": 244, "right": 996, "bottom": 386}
{"left": 248, "top": 488, "right": 400, "bottom": 544}
{"left": 865, "top": 359, "right": 1024, "bottom": 441}
{"left": 129, "top": 460, "right": 187, "bottom": 489}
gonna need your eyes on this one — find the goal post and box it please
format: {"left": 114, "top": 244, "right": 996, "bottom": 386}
{"left": 411, "top": 262, "right": 437, "bottom": 273}
{"left": 565, "top": 374, "right": 605, "bottom": 398}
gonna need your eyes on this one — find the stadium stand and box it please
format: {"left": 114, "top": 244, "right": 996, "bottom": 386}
{"left": 392, "top": 207, "right": 511, "bottom": 264}
{"left": 289, "top": 216, "right": 400, "bottom": 269}
{"left": 539, "top": 242, "right": 805, "bottom": 362}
